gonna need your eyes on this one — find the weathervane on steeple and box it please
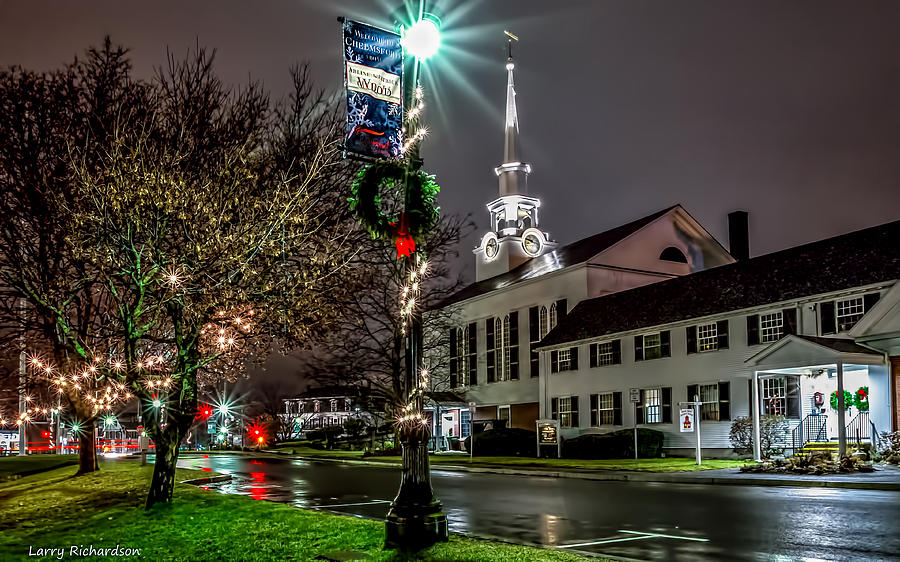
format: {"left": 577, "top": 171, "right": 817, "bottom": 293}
{"left": 505, "top": 29, "right": 518, "bottom": 66}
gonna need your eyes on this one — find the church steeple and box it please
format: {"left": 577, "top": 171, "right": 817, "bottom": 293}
{"left": 474, "top": 32, "right": 555, "bottom": 282}
{"left": 495, "top": 32, "right": 531, "bottom": 197}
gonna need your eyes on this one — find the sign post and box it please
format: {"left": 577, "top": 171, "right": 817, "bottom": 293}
{"left": 468, "top": 402, "right": 476, "bottom": 463}
{"left": 629, "top": 388, "right": 640, "bottom": 462}
{"left": 679, "top": 395, "right": 703, "bottom": 465}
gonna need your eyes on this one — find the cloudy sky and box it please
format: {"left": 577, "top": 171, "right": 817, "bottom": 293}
{"left": 3, "top": 0, "right": 900, "bottom": 385}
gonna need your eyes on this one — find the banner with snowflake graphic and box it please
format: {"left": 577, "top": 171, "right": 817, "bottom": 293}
{"left": 343, "top": 19, "right": 403, "bottom": 160}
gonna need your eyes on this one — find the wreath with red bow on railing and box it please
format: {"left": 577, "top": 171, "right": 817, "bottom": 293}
{"left": 348, "top": 160, "right": 440, "bottom": 259}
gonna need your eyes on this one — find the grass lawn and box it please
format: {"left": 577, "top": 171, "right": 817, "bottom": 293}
{"left": 277, "top": 447, "right": 749, "bottom": 472}
{"left": 0, "top": 458, "right": 593, "bottom": 561}
{"left": 0, "top": 455, "right": 78, "bottom": 479}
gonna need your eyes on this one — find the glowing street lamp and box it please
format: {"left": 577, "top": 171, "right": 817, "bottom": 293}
{"left": 403, "top": 14, "right": 441, "bottom": 61}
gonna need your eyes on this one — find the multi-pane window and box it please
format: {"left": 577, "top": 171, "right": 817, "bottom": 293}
{"left": 836, "top": 297, "right": 864, "bottom": 332}
{"left": 699, "top": 384, "right": 720, "bottom": 421}
{"left": 762, "top": 377, "right": 787, "bottom": 416}
{"left": 643, "top": 388, "right": 662, "bottom": 423}
{"left": 598, "top": 393, "right": 615, "bottom": 425}
{"left": 643, "top": 333, "right": 662, "bottom": 360}
{"left": 558, "top": 397, "right": 574, "bottom": 428}
{"left": 595, "top": 342, "right": 615, "bottom": 366}
{"left": 460, "top": 409, "right": 471, "bottom": 438}
{"left": 760, "top": 312, "right": 784, "bottom": 343}
{"left": 557, "top": 348, "right": 571, "bottom": 371}
{"left": 497, "top": 405, "right": 510, "bottom": 422}
{"left": 697, "top": 322, "right": 718, "bottom": 352}
{"left": 539, "top": 306, "right": 549, "bottom": 339}
{"left": 494, "top": 317, "right": 505, "bottom": 381}
{"left": 549, "top": 303, "right": 558, "bottom": 332}
{"left": 455, "top": 327, "right": 466, "bottom": 387}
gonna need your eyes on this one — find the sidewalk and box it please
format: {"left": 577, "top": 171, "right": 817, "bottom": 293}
{"left": 284, "top": 453, "right": 900, "bottom": 492}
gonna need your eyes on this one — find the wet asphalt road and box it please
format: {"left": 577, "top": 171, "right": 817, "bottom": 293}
{"left": 175, "top": 455, "right": 900, "bottom": 561}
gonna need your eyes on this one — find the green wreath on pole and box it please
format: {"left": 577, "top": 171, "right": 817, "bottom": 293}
{"left": 348, "top": 160, "right": 440, "bottom": 257}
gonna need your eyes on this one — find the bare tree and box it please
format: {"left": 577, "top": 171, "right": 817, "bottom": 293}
{"left": 305, "top": 214, "right": 473, "bottom": 422}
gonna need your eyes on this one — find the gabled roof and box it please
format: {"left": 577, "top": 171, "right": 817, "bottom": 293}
{"left": 436, "top": 205, "right": 679, "bottom": 308}
{"left": 539, "top": 218, "right": 900, "bottom": 348}
{"left": 745, "top": 335, "right": 882, "bottom": 367}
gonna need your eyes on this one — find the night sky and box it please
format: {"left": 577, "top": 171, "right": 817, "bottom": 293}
{"left": 3, "top": 0, "right": 900, "bottom": 384}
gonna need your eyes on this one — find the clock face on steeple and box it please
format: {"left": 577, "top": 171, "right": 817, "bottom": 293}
{"left": 521, "top": 228, "right": 544, "bottom": 257}
{"left": 485, "top": 236, "right": 499, "bottom": 259}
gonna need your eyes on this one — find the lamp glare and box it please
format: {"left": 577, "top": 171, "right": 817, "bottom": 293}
{"left": 404, "top": 17, "right": 441, "bottom": 60}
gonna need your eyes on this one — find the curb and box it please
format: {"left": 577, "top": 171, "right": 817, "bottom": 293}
{"left": 291, "top": 455, "right": 900, "bottom": 492}
{"left": 181, "top": 474, "right": 233, "bottom": 485}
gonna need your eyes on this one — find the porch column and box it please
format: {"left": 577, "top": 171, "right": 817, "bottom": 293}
{"left": 752, "top": 371, "right": 761, "bottom": 462}
{"left": 836, "top": 362, "right": 846, "bottom": 457}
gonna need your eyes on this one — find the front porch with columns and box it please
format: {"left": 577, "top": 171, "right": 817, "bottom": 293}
{"left": 746, "top": 335, "right": 889, "bottom": 461}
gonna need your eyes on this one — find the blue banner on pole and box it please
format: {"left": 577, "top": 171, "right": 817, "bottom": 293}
{"left": 343, "top": 20, "right": 403, "bottom": 160}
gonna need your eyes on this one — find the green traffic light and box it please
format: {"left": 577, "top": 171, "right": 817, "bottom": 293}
{"left": 404, "top": 15, "right": 441, "bottom": 60}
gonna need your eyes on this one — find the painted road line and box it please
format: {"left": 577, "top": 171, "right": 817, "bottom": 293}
{"left": 558, "top": 530, "right": 710, "bottom": 549}
{"left": 315, "top": 499, "right": 392, "bottom": 508}
{"left": 558, "top": 536, "right": 656, "bottom": 548}
{"left": 619, "top": 530, "right": 710, "bottom": 542}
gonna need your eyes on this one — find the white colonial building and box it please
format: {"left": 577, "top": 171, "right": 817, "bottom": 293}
{"left": 537, "top": 219, "right": 900, "bottom": 457}
{"left": 428, "top": 48, "right": 735, "bottom": 437}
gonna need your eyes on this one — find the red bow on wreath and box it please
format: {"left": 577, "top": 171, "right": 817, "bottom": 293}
{"left": 858, "top": 388, "right": 867, "bottom": 399}
{"left": 389, "top": 213, "right": 416, "bottom": 259}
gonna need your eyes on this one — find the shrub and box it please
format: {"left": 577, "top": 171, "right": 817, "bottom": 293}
{"left": 463, "top": 428, "right": 536, "bottom": 457}
{"left": 730, "top": 415, "right": 789, "bottom": 458}
{"left": 562, "top": 428, "right": 664, "bottom": 459}
{"left": 878, "top": 431, "right": 900, "bottom": 464}
{"left": 363, "top": 445, "right": 401, "bottom": 457}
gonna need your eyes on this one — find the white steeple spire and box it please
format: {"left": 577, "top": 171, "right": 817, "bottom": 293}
{"left": 495, "top": 31, "right": 531, "bottom": 197}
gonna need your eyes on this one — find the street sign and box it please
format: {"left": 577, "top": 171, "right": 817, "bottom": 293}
{"left": 207, "top": 420, "right": 216, "bottom": 435}
{"left": 629, "top": 388, "right": 640, "bottom": 403}
{"left": 680, "top": 408, "right": 695, "bottom": 433}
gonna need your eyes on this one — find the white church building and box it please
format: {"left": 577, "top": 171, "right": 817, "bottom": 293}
{"left": 428, "top": 44, "right": 900, "bottom": 457}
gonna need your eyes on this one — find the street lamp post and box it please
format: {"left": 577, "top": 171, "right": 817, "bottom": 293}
{"left": 384, "top": 4, "right": 448, "bottom": 550}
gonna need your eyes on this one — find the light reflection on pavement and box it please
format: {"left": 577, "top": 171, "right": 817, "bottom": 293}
{"left": 173, "top": 454, "right": 900, "bottom": 561}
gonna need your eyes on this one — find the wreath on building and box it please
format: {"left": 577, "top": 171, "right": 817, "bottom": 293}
{"left": 830, "top": 389, "right": 854, "bottom": 411}
{"left": 348, "top": 160, "right": 440, "bottom": 258}
{"left": 854, "top": 386, "right": 869, "bottom": 411}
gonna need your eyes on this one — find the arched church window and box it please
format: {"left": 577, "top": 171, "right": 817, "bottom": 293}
{"left": 539, "top": 306, "right": 548, "bottom": 339}
{"left": 457, "top": 327, "right": 467, "bottom": 382}
{"left": 659, "top": 246, "right": 688, "bottom": 264}
{"left": 502, "top": 315, "right": 511, "bottom": 381}
{"left": 549, "top": 303, "right": 558, "bottom": 331}
{"left": 494, "top": 317, "right": 505, "bottom": 381}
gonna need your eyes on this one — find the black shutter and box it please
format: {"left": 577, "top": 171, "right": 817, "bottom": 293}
{"left": 686, "top": 326, "right": 697, "bottom": 354}
{"left": 550, "top": 350, "right": 559, "bottom": 373}
{"left": 782, "top": 309, "right": 796, "bottom": 337}
{"left": 468, "top": 322, "right": 478, "bottom": 385}
{"left": 486, "top": 318, "right": 496, "bottom": 383}
{"left": 747, "top": 315, "right": 760, "bottom": 345}
{"left": 569, "top": 347, "right": 579, "bottom": 370}
{"left": 821, "top": 301, "right": 836, "bottom": 335}
{"left": 635, "top": 391, "right": 645, "bottom": 424}
{"left": 660, "top": 330, "right": 671, "bottom": 358}
{"left": 509, "top": 311, "right": 520, "bottom": 380}
{"left": 590, "top": 343, "right": 598, "bottom": 368}
{"left": 716, "top": 320, "right": 729, "bottom": 350}
{"left": 556, "top": 299, "right": 568, "bottom": 321}
{"left": 551, "top": 397, "right": 558, "bottom": 420}
{"left": 613, "top": 392, "right": 623, "bottom": 425}
{"left": 571, "top": 396, "right": 579, "bottom": 427}
{"left": 449, "top": 328, "right": 458, "bottom": 389}
{"left": 662, "top": 387, "right": 672, "bottom": 423}
{"left": 634, "top": 335, "right": 644, "bottom": 361}
{"left": 687, "top": 384, "right": 698, "bottom": 403}
{"left": 612, "top": 339, "right": 622, "bottom": 364}
{"left": 864, "top": 292, "right": 880, "bottom": 313}
{"left": 787, "top": 375, "right": 801, "bottom": 418}
{"left": 529, "top": 306, "right": 540, "bottom": 377}
{"left": 719, "top": 381, "right": 731, "bottom": 421}
{"left": 590, "top": 394, "right": 598, "bottom": 426}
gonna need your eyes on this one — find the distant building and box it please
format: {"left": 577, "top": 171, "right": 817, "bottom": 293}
{"left": 281, "top": 391, "right": 377, "bottom": 438}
